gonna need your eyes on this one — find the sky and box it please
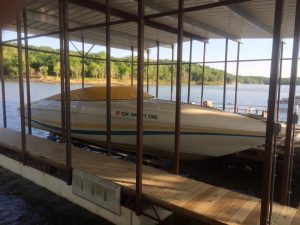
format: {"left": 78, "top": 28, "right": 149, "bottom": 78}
{"left": 2, "top": 30, "right": 296, "bottom": 78}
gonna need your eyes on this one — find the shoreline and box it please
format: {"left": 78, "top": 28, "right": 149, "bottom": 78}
{"left": 4, "top": 76, "right": 242, "bottom": 86}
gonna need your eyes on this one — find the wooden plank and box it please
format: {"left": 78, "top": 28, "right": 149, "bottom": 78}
{"left": 192, "top": 188, "right": 229, "bottom": 214}
{"left": 204, "top": 191, "right": 239, "bottom": 219}
{"left": 1, "top": 128, "right": 299, "bottom": 225}
{"left": 215, "top": 193, "right": 250, "bottom": 223}
{"left": 227, "top": 197, "right": 259, "bottom": 225}
{"left": 290, "top": 209, "right": 300, "bottom": 225}
{"left": 273, "top": 206, "right": 297, "bottom": 225}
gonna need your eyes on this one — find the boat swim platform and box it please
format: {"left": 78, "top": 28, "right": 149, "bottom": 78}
{"left": 0, "top": 128, "right": 299, "bottom": 225}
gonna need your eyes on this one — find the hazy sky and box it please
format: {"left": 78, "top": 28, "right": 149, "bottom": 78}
{"left": 2, "top": 30, "right": 295, "bottom": 78}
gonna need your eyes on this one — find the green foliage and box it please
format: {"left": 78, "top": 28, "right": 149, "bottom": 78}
{"left": 3, "top": 44, "right": 297, "bottom": 85}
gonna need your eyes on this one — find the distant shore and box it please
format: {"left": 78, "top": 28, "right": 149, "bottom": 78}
{"left": 4, "top": 76, "right": 232, "bottom": 86}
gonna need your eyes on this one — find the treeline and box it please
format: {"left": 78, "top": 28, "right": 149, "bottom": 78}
{"left": 2, "top": 45, "right": 297, "bottom": 85}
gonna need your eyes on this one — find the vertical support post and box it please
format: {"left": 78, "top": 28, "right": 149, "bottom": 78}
{"left": 146, "top": 49, "right": 149, "bottom": 93}
{"left": 276, "top": 42, "right": 284, "bottom": 122}
{"left": 61, "top": 0, "right": 72, "bottom": 185}
{"left": 17, "top": 10, "right": 27, "bottom": 165}
{"left": 223, "top": 38, "right": 228, "bottom": 111}
{"left": 136, "top": 0, "right": 144, "bottom": 215}
{"left": 170, "top": 44, "right": 174, "bottom": 101}
{"left": 174, "top": 0, "right": 183, "bottom": 175}
{"left": 81, "top": 36, "right": 85, "bottom": 88}
{"left": 260, "top": 0, "right": 285, "bottom": 224}
{"left": 234, "top": 42, "right": 240, "bottom": 114}
{"left": 59, "top": 0, "right": 66, "bottom": 144}
{"left": 23, "top": 9, "right": 32, "bottom": 135}
{"left": 200, "top": 42, "right": 206, "bottom": 106}
{"left": 106, "top": 0, "right": 112, "bottom": 156}
{"left": 280, "top": 0, "right": 300, "bottom": 205}
{"left": 131, "top": 46, "right": 134, "bottom": 86}
{"left": 187, "top": 38, "right": 192, "bottom": 103}
{"left": 156, "top": 41, "right": 159, "bottom": 98}
{"left": 0, "top": 30, "right": 7, "bottom": 128}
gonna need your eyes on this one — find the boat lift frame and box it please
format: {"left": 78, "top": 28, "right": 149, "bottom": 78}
{"left": 0, "top": 0, "right": 300, "bottom": 224}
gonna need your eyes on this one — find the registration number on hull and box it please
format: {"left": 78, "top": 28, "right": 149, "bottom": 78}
{"left": 115, "top": 111, "right": 158, "bottom": 120}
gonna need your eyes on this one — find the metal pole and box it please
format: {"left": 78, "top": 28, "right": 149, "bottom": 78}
{"left": 281, "top": 0, "right": 300, "bottom": 205}
{"left": 187, "top": 38, "right": 192, "bottom": 103}
{"left": 234, "top": 42, "right": 240, "bottom": 113}
{"left": 136, "top": 0, "right": 144, "bottom": 215}
{"left": 276, "top": 42, "right": 284, "bottom": 122}
{"left": 174, "top": 0, "right": 184, "bottom": 175}
{"left": 81, "top": 37, "right": 85, "bottom": 88}
{"left": 200, "top": 42, "right": 206, "bottom": 106}
{"left": 260, "top": 0, "right": 285, "bottom": 224}
{"left": 146, "top": 49, "right": 149, "bottom": 93}
{"left": 17, "top": 10, "right": 27, "bottom": 165}
{"left": 223, "top": 38, "right": 228, "bottom": 111}
{"left": 23, "top": 9, "right": 32, "bottom": 135}
{"left": 131, "top": 46, "right": 134, "bottom": 86}
{"left": 106, "top": 0, "right": 112, "bottom": 156}
{"left": 59, "top": 0, "right": 66, "bottom": 144}
{"left": 0, "top": 30, "right": 7, "bottom": 128}
{"left": 156, "top": 41, "right": 160, "bottom": 98}
{"left": 170, "top": 44, "right": 174, "bottom": 101}
{"left": 61, "top": 0, "right": 72, "bottom": 185}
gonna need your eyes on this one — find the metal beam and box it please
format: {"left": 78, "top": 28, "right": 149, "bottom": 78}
{"left": 81, "top": 37, "right": 85, "bottom": 88}
{"left": 141, "top": 0, "right": 240, "bottom": 41}
{"left": 17, "top": 10, "right": 27, "bottom": 165}
{"left": 234, "top": 42, "right": 240, "bottom": 113}
{"left": 174, "top": 0, "right": 184, "bottom": 175}
{"left": 170, "top": 44, "right": 174, "bottom": 101}
{"left": 281, "top": 0, "right": 300, "bottom": 205}
{"left": 260, "top": 0, "right": 285, "bottom": 224}
{"left": 23, "top": 9, "right": 32, "bottom": 135}
{"left": 131, "top": 46, "right": 134, "bottom": 86}
{"left": 276, "top": 42, "right": 284, "bottom": 122}
{"left": 69, "top": 0, "right": 207, "bottom": 42}
{"left": 146, "top": 0, "right": 251, "bottom": 20}
{"left": 106, "top": 0, "right": 112, "bottom": 156}
{"left": 0, "top": 30, "right": 7, "bottom": 128}
{"left": 136, "top": 0, "right": 145, "bottom": 215}
{"left": 200, "top": 42, "right": 206, "bottom": 106}
{"left": 156, "top": 41, "right": 159, "bottom": 98}
{"left": 187, "top": 39, "right": 192, "bottom": 103}
{"left": 146, "top": 49, "right": 150, "bottom": 93}
{"left": 223, "top": 38, "right": 228, "bottom": 111}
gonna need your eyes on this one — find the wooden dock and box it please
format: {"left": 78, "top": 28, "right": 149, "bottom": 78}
{"left": 0, "top": 128, "right": 299, "bottom": 225}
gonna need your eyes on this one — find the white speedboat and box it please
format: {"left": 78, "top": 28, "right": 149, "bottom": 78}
{"left": 279, "top": 96, "right": 300, "bottom": 111}
{"left": 27, "top": 86, "right": 269, "bottom": 159}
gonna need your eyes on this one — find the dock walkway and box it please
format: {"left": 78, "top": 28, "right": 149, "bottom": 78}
{"left": 0, "top": 128, "right": 299, "bottom": 225}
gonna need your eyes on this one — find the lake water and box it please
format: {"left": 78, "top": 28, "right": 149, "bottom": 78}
{"left": 0, "top": 82, "right": 300, "bottom": 224}
{"left": 0, "top": 82, "right": 299, "bottom": 134}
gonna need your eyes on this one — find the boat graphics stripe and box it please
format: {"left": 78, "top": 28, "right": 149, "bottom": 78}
{"left": 31, "top": 119, "right": 265, "bottom": 138}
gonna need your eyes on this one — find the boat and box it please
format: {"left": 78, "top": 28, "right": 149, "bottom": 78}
{"left": 279, "top": 96, "right": 300, "bottom": 111}
{"left": 26, "top": 86, "right": 270, "bottom": 159}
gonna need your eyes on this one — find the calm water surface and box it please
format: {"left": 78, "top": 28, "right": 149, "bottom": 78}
{"left": 0, "top": 82, "right": 300, "bottom": 225}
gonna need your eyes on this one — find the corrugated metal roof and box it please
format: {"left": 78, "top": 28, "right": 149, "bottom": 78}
{"left": 2, "top": 0, "right": 298, "bottom": 50}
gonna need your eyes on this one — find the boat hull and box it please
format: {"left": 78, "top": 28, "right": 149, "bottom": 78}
{"left": 28, "top": 98, "right": 267, "bottom": 159}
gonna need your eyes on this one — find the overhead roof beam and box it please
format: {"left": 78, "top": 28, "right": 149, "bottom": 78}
{"left": 139, "top": 0, "right": 241, "bottom": 42}
{"left": 215, "top": 0, "right": 273, "bottom": 36}
{"left": 145, "top": 0, "right": 251, "bottom": 19}
{"left": 5, "top": 10, "right": 164, "bottom": 48}
{"left": 69, "top": 0, "right": 208, "bottom": 42}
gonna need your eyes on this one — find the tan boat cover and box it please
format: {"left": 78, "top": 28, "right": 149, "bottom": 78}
{"left": 46, "top": 86, "right": 154, "bottom": 101}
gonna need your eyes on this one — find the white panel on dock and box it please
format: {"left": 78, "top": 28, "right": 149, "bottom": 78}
{"left": 72, "top": 169, "right": 121, "bottom": 215}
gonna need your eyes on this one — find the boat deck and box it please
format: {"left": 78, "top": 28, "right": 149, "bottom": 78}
{"left": 0, "top": 128, "right": 299, "bottom": 225}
